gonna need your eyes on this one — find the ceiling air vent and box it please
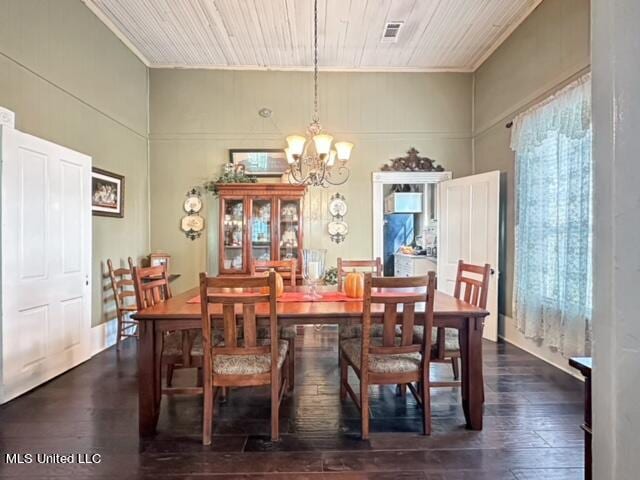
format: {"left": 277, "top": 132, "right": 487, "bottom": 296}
{"left": 381, "top": 21, "right": 404, "bottom": 43}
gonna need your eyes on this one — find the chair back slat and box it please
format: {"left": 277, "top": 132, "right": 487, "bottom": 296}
{"left": 361, "top": 272, "right": 436, "bottom": 369}
{"left": 453, "top": 260, "right": 491, "bottom": 309}
{"left": 199, "top": 273, "right": 278, "bottom": 375}
{"left": 382, "top": 303, "right": 397, "bottom": 347}
{"left": 243, "top": 304, "right": 257, "bottom": 347}
{"left": 107, "top": 259, "right": 133, "bottom": 311}
{"left": 222, "top": 303, "right": 237, "bottom": 347}
{"left": 337, "top": 257, "right": 382, "bottom": 290}
{"left": 132, "top": 265, "right": 172, "bottom": 310}
{"left": 401, "top": 302, "right": 416, "bottom": 346}
{"left": 252, "top": 259, "right": 297, "bottom": 286}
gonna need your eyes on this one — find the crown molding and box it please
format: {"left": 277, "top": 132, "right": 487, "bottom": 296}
{"left": 148, "top": 64, "right": 474, "bottom": 74}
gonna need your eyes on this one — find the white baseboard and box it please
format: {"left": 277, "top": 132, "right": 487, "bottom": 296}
{"left": 499, "top": 314, "right": 583, "bottom": 381}
{"left": 91, "top": 318, "right": 118, "bottom": 356}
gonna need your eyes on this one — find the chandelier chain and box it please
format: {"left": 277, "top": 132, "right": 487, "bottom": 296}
{"left": 313, "top": 0, "right": 319, "bottom": 124}
{"left": 285, "top": 0, "right": 352, "bottom": 187}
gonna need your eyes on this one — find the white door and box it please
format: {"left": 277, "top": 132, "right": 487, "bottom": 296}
{"left": 1, "top": 126, "right": 92, "bottom": 403}
{"left": 438, "top": 171, "right": 499, "bottom": 341}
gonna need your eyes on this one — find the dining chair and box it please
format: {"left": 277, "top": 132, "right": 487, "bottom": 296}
{"left": 339, "top": 272, "right": 436, "bottom": 439}
{"left": 337, "top": 257, "right": 382, "bottom": 291}
{"left": 337, "top": 258, "right": 387, "bottom": 341}
{"left": 132, "top": 264, "right": 201, "bottom": 390}
{"left": 251, "top": 258, "right": 297, "bottom": 393}
{"left": 413, "top": 260, "right": 491, "bottom": 384}
{"left": 199, "top": 272, "right": 291, "bottom": 445}
{"left": 251, "top": 259, "right": 297, "bottom": 286}
{"left": 106, "top": 258, "right": 138, "bottom": 350}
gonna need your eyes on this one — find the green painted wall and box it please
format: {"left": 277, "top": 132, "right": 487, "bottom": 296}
{"left": 472, "top": 0, "right": 590, "bottom": 369}
{"left": 149, "top": 69, "right": 473, "bottom": 294}
{"left": 0, "top": 0, "right": 149, "bottom": 327}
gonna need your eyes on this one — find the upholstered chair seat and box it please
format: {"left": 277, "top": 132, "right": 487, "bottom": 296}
{"left": 258, "top": 325, "right": 297, "bottom": 340}
{"left": 161, "top": 332, "right": 184, "bottom": 356}
{"left": 339, "top": 323, "right": 401, "bottom": 340}
{"left": 213, "top": 339, "right": 289, "bottom": 376}
{"left": 340, "top": 338, "right": 422, "bottom": 374}
{"left": 413, "top": 326, "right": 459, "bottom": 351}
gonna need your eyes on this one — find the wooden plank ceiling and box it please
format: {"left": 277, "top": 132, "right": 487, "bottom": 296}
{"left": 85, "top": 0, "right": 541, "bottom": 71}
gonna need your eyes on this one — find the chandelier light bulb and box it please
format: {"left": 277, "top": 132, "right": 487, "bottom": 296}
{"left": 313, "top": 134, "right": 333, "bottom": 157}
{"left": 286, "top": 135, "right": 306, "bottom": 157}
{"left": 334, "top": 141, "right": 354, "bottom": 161}
{"left": 285, "top": 148, "right": 295, "bottom": 164}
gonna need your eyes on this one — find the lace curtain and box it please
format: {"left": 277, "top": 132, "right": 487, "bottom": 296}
{"left": 511, "top": 73, "right": 592, "bottom": 357}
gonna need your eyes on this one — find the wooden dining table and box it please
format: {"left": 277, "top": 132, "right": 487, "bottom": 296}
{"left": 132, "top": 285, "right": 489, "bottom": 437}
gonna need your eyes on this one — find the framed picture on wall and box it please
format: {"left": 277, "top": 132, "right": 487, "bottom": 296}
{"left": 229, "top": 149, "right": 288, "bottom": 177}
{"left": 149, "top": 253, "right": 171, "bottom": 273}
{"left": 91, "top": 167, "right": 124, "bottom": 218}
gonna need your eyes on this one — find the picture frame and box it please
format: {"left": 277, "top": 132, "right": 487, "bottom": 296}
{"left": 229, "top": 149, "right": 289, "bottom": 177}
{"left": 149, "top": 253, "right": 171, "bottom": 273}
{"left": 91, "top": 167, "right": 124, "bottom": 218}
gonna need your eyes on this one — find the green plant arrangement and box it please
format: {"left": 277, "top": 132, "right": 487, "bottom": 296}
{"left": 323, "top": 267, "right": 338, "bottom": 286}
{"left": 203, "top": 169, "right": 257, "bottom": 196}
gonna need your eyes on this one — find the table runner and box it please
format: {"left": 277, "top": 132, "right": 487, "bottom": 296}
{"left": 187, "top": 291, "right": 361, "bottom": 304}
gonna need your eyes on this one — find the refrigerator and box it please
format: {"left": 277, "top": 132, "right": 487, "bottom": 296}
{"left": 383, "top": 214, "right": 414, "bottom": 276}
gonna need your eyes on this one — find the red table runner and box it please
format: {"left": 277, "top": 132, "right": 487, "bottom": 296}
{"left": 187, "top": 291, "right": 361, "bottom": 304}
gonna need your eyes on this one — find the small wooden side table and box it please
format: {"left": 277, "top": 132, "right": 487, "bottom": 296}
{"left": 569, "top": 356, "right": 592, "bottom": 480}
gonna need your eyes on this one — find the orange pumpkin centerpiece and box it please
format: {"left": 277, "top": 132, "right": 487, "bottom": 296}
{"left": 259, "top": 269, "right": 285, "bottom": 298}
{"left": 344, "top": 270, "right": 364, "bottom": 298}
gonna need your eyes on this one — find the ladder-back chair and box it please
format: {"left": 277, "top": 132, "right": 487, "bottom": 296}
{"left": 133, "top": 264, "right": 200, "bottom": 389}
{"left": 106, "top": 258, "right": 137, "bottom": 350}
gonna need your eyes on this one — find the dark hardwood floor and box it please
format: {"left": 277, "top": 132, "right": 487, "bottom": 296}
{"left": 0, "top": 327, "right": 584, "bottom": 479}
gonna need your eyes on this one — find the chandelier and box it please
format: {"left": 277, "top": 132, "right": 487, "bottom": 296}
{"left": 285, "top": 0, "right": 353, "bottom": 187}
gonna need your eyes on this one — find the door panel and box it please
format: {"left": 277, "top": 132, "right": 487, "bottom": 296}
{"left": 60, "top": 160, "right": 83, "bottom": 274}
{"left": 439, "top": 171, "right": 500, "bottom": 341}
{"left": 1, "top": 126, "right": 92, "bottom": 403}
{"left": 18, "top": 147, "right": 48, "bottom": 280}
{"left": 62, "top": 297, "right": 84, "bottom": 350}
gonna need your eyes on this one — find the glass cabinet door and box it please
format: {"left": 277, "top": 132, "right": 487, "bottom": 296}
{"left": 278, "top": 198, "right": 302, "bottom": 267}
{"left": 221, "top": 198, "right": 245, "bottom": 272}
{"left": 250, "top": 198, "right": 273, "bottom": 263}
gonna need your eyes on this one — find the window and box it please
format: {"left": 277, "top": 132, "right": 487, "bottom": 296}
{"left": 511, "top": 74, "right": 592, "bottom": 357}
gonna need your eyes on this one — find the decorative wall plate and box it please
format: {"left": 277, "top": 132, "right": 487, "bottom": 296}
{"left": 328, "top": 196, "right": 348, "bottom": 216}
{"left": 184, "top": 188, "right": 203, "bottom": 213}
{"left": 184, "top": 195, "right": 203, "bottom": 213}
{"left": 328, "top": 193, "right": 348, "bottom": 243}
{"left": 328, "top": 221, "right": 348, "bottom": 236}
{"left": 181, "top": 214, "right": 204, "bottom": 240}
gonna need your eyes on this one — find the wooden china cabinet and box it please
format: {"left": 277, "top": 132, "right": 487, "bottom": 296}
{"left": 217, "top": 183, "right": 306, "bottom": 276}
